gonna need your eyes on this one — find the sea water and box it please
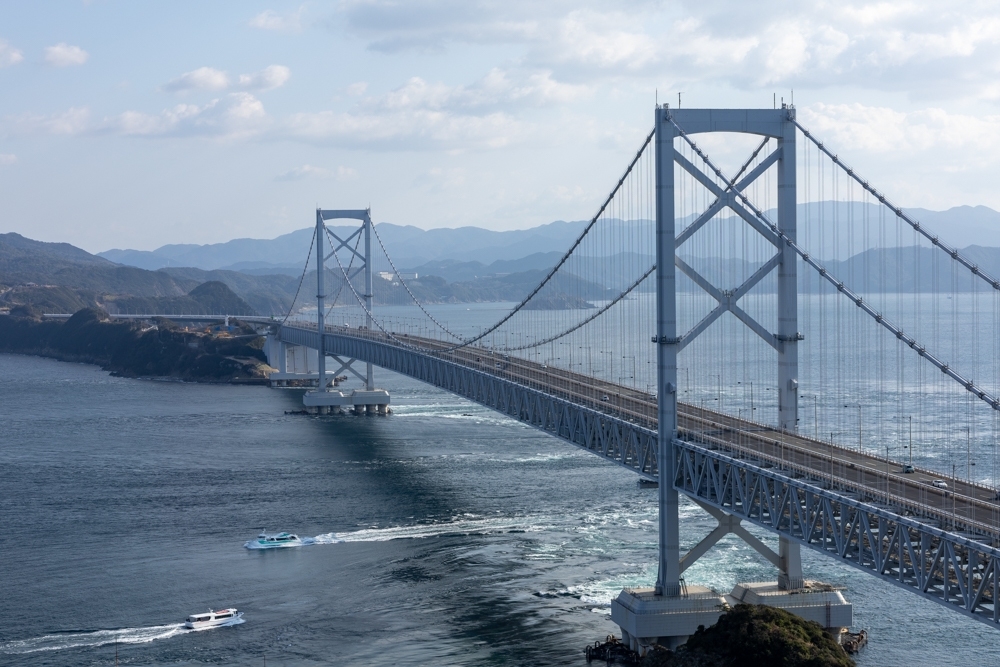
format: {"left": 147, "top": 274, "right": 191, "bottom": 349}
{"left": 1, "top": 351, "right": 998, "bottom": 666}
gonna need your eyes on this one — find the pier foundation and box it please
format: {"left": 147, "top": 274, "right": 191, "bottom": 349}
{"left": 612, "top": 580, "right": 852, "bottom": 653}
{"left": 302, "top": 388, "right": 391, "bottom": 415}
{"left": 726, "top": 581, "right": 852, "bottom": 640}
{"left": 612, "top": 586, "right": 727, "bottom": 652}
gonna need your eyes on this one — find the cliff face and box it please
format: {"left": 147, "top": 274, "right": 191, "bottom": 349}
{"left": 0, "top": 308, "right": 271, "bottom": 383}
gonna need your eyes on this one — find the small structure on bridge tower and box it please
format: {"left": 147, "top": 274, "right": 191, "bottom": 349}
{"left": 268, "top": 208, "right": 390, "bottom": 415}
{"left": 611, "top": 105, "right": 851, "bottom": 654}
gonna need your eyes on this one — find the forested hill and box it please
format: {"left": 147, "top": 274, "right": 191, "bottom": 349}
{"left": 0, "top": 233, "right": 288, "bottom": 315}
{"left": 0, "top": 233, "right": 611, "bottom": 314}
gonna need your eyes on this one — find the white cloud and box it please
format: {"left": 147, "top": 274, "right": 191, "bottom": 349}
{"left": 363, "top": 70, "right": 590, "bottom": 115}
{"left": 0, "top": 153, "right": 16, "bottom": 165}
{"left": 164, "top": 65, "right": 290, "bottom": 94}
{"left": 794, "top": 101, "right": 1000, "bottom": 209}
{"left": 276, "top": 69, "right": 590, "bottom": 150}
{"left": 347, "top": 81, "right": 368, "bottom": 96}
{"left": 800, "top": 103, "right": 1000, "bottom": 158}
{"left": 0, "top": 39, "right": 23, "bottom": 67}
{"left": 3, "top": 96, "right": 269, "bottom": 140}
{"left": 276, "top": 164, "right": 358, "bottom": 181}
{"left": 284, "top": 107, "right": 523, "bottom": 150}
{"left": 5, "top": 107, "right": 91, "bottom": 135}
{"left": 238, "top": 65, "right": 291, "bottom": 91}
{"left": 333, "top": 1, "right": 1000, "bottom": 102}
{"left": 44, "top": 43, "right": 88, "bottom": 67}
{"left": 163, "top": 67, "right": 230, "bottom": 93}
{"left": 249, "top": 7, "right": 304, "bottom": 32}
{"left": 106, "top": 93, "right": 268, "bottom": 139}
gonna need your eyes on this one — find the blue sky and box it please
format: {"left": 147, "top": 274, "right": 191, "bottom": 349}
{"left": 3, "top": 1, "right": 1000, "bottom": 252}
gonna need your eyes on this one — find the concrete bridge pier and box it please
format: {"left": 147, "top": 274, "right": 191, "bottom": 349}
{"left": 612, "top": 505, "right": 852, "bottom": 653}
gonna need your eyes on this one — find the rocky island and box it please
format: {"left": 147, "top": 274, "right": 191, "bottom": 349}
{"left": 639, "top": 604, "right": 855, "bottom": 667}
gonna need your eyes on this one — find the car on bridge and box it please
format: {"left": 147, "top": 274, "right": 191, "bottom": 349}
{"left": 931, "top": 479, "right": 948, "bottom": 489}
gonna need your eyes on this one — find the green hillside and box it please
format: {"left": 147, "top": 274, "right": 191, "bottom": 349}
{"left": 1, "top": 232, "right": 615, "bottom": 315}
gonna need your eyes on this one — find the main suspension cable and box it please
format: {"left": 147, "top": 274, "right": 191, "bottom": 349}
{"left": 368, "top": 221, "right": 463, "bottom": 341}
{"left": 666, "top": 110, "right": 1000, "bottom": 415}
{"left": 501, "top": 265, "right": 656, "bottom": 351}
{"left": 327, "top": 226, "right": 441, "bottom": 353}
{"left": 280, "top": 226, "right": 317, "bottom": 327}
{"left": 427, "top": 126, "right": 657, "bottom": 353}
{"left": 793, "top": 118, "right": 1000, "bottom": 293}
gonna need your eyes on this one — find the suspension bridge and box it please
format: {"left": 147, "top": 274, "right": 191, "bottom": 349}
{"left": 266, "top": 106, "right": 1000, "bottom": 652}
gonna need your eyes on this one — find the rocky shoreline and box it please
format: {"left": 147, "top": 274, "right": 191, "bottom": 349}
{"left": 0, "top": 307, "right": 273, "bottom": 384}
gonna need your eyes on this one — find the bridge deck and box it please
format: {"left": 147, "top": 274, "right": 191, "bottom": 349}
{"left": 282, "top": 321, "right": 1000, "bottom": 541}
{"left": 279, "top": 322, "right": 1000, "bottom": 625}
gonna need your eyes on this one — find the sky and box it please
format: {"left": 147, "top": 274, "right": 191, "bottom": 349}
{"left": 3, "top": 1, "right": 1000, "bottom": 253}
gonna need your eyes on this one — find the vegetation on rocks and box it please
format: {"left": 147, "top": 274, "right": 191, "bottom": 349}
{"left": 640, "top": 604, "right": 855, "bottom": 667}
{"left": 0, "top": 307, "right": 271, "bottom": 383}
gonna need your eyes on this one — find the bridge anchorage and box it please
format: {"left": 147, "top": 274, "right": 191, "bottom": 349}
{"left": 269, "top": 103, "right": 1000, "bottom": 656}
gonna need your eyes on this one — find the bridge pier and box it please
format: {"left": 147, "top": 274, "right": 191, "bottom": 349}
{"left": 612, "top": 502, "right": 852, "bottom": 653}
{"left": 778, "top": 537, "right": 803, "bottom": 590}
{"left": 302, "top": 388, "right": 391, "bottom": 415}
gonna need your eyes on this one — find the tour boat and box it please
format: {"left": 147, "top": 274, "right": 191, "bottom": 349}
{"left": 184, "top": 608, "right": 243, "bottom": 630}
{"left": 246, "top": 531, "right": 303, "bottom": 549}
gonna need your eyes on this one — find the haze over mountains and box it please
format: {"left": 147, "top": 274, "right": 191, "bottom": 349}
{"left": 4, "top": 202, "right": 1000, "bottom": 317}
{"left": 96, "top": 203, "right": 1000, "bottom": 278}
{"left": 98, "top": 220, "right": 591, "bottom": 274}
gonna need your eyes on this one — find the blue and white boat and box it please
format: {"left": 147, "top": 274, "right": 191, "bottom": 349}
{"left": 245, "top": 531, "right": 303, "bottom": 549}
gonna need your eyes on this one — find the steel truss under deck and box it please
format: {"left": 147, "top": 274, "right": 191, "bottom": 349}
{"left": 280, "top": 322, "right": 1000, "bottom": 629}
{"left": 676, "top": 440, "right": 1000, "bottom": 626}
{"left": 279, "top": 325, "right": 659, "bottom": 478}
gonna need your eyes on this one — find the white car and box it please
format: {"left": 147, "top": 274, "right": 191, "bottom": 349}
{"left": 931, "top": 480, "right": 948, "bottom": 489}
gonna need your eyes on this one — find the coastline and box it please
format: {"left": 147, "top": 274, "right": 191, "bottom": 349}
{"left": 0, "top": 308, "right": 273, "bottom": 385}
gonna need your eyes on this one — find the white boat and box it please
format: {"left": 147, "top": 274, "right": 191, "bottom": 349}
{"left": 246, "top": 531, "right": 303, "bottom": 549}
{"left": 184, "top": 608, "right": 243, "bottom": 630}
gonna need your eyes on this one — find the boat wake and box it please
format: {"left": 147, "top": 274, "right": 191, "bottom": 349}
{"left": 0, "top": 624, "right": 186, "bottom": 655}
{"left": 311, "top": 516, "right": 544, "bottom": 545}
{"left": 0, "top": 617, "right": 246, "bottom": 654}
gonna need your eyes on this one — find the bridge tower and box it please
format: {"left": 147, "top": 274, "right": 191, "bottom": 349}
{"left": 300, "top": 209, "right": 390, "bottom": 415}
{"left": 612, "top": 107, "right": 850, "bottom": 651}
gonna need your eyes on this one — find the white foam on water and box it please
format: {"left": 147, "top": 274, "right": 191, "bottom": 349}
{"left": 311, "top": 516, "right": 545, "bottom": 545}
{"left": 1, "top": 624, "right": 187, "bottom": 655}
{"left": 1, "top": 616, "right": 246, "bottom": 654}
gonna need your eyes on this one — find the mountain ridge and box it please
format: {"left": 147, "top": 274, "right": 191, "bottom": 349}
{"left": 95, "top": 203, "right": 1000, "bottom": 272}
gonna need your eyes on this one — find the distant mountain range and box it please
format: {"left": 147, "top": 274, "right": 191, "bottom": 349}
{"left": 98, "top": 220, "right": 591, "bottom": 273}
{"left": 96, "top": 203, "right": 1000, "bottom": 274}
{"left": 6, "top": 201, "right": 1000, "bottom": 317}
{"left": 0, "top": 232, "right": 610, "bottom": 315}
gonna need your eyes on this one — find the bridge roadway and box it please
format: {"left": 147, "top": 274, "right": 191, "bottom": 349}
{"left": 44, "top": 313, "right": 278, "bottom": 324}
{"left": 285, "top": 321, "right": 1000, "bottom": 542}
